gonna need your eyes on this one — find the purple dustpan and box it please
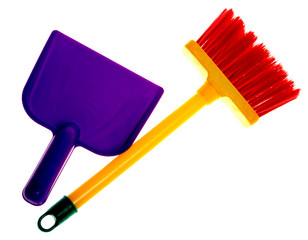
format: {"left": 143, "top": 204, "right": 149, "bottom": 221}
{"left": 22, "top": 31, "right": 164, "bottom": 206}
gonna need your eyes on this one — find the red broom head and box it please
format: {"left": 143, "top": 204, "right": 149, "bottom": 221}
{"left": 197, "top": 9, "right": 300, "bottom": 117}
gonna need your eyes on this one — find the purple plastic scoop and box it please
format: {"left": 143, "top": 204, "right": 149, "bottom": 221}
{"left": 22, "top": 31, "right": 163, "bottom": 206}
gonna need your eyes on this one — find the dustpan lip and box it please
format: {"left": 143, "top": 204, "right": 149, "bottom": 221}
{"left": 22, "top": 30, "right": 164, "bottom": 156}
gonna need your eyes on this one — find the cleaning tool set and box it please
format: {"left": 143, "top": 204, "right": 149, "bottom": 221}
{"left": 35, "top": 9, "right": 299, "bottom": 231}
{"left": 22, "top": 31, "right": 163, "bottom": 206}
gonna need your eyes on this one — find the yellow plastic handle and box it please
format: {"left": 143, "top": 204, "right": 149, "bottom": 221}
{"left": 69, "top": 83, "right": 219, "bottom": 209}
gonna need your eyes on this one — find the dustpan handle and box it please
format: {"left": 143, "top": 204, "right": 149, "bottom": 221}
{"left": 23, "top": 123, "right": 79, "bottom": 206}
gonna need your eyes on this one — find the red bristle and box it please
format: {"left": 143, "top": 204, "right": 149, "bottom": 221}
{"left": 249, "top": 81, "right": 294, "bottom": 109}
{"left": 240, "top": 69, "right": 285, "bottom": 101}
{"left": 214, "top": 32, "right": 257, "bottom": 75}
{"left": 197, "top": 9, "right": 300, "bottom": 117}
{"left": 197, "top": 9, "right": 232, "bottom": 45}
{"left": 255, "top": 89, "right": 300, "bottom": 117}
{"left": 235, "top": 56, "right": 277, "bottom": 92}
{"left": 240, "top": 65, "right": 287, "bottom": 99}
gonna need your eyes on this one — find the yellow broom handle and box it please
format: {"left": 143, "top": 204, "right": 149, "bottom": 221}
{"left": 69, "top": 84, "right": 218, "bottom": 209}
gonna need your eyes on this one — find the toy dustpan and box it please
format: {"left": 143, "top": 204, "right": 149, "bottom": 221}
{"left": 22, "top": 31, "right": 163, "bottom": 206}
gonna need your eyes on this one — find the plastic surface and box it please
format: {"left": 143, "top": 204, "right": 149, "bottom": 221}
{"left": 22, "top": 30, "right": 164, "bottom": 206}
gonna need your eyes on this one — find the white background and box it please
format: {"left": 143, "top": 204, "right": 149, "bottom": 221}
{"left": 1, "top": 0, "right": 307, "bottom": 239}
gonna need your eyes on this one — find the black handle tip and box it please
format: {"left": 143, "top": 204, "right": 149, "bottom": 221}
{"left": 38, "top": 213, "right": 58, "bottom": 232}
{"left": 38, "top": 196, "right": 77, "bottom": 232}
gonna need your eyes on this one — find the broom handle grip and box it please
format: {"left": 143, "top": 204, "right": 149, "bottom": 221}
{"left": 69, "top": 86, "right": 217, "bottom": 208}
